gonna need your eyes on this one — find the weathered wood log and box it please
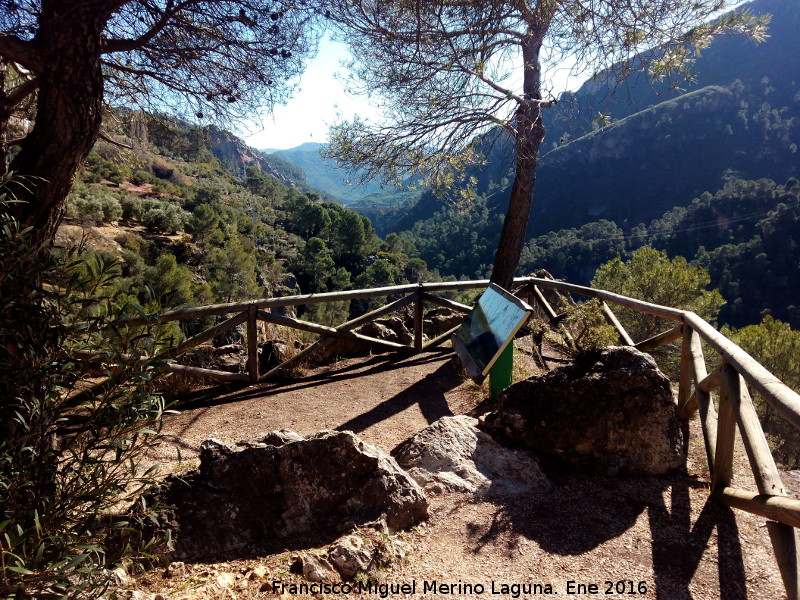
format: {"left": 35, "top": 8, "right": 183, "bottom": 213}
{"left": 526, "top": 277, "right": 687, "bottom": 321}
{"left": 414, "top": 290, "right": 424, "bottom": 353}
{"left": 530, "top": 285, "right": 576, "bottom": 350}
{"left": 601, "top": 301, "right": 635, "bottom": 346}
{"left": 69, "top": 349, "right": 138, "bottom": 364}
{"left": 713, "top": 360, "right": 737, "bottom": 491}
{"left": 247, "top": 306, "right": 259, "bottom": 383}
{"left": 677, "top": 325, "right": 695, "bottom": 419}
{"left": 767, "top": 522, "right": 800, "bottom": 600}
{"left": 421, "top": 293, "right": 472, "bottom": 314}
{"left": 696, "top": 389, "right": 719, "bottom": 474}
{"left": 113, "top": 278, "right": 538, "bottom": 326}
{"left": 723, "top": 364, "right": 786, "bottom": 497}
{"left": 258, "top": 294, "right": 417, "bottom": 382}
{"left": 718, "top": 487, "right": 800, "bottom": 529}
{"left": 684, "top": 312, "right": 800, "bottom": 431}
{"left": 165, "top": 363, "right": 250, "bottom": 383}
{"left": 256, "top": 310, "right": 412, "bottom": 352}
{"left": 531, "top": 285, "right": 559, "bottom": 322}
{"left": 634, "top": 325, "right": 683, "bottom": 353}
{"left": 157, "top": 313, "right": 248, "bottom": 361}
{"left": 422, "top": 324, "right": 462, "bottom": 350}
{"left": 698, "top": 367, "right": 722, "bottom": 393}
{"left": 685, "top": 327, "right": 717, "bottom": 472}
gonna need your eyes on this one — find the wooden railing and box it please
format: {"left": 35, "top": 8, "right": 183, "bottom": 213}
{"left": 110, "top": 276, "right": 799, "bottom": 599}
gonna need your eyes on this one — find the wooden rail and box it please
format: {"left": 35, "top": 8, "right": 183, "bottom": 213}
{"left": 86, "top": 275, "right": 800, "bottom": 598}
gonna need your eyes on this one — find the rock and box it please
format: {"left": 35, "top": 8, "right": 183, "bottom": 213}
{"left": 248, "top": 566, "right": 269, "bottom": 580}
{"left": 359, "top": 321, "right": 398, "bottom": 343}
{"left": 375, "top": 316, "right": 413, "bottom": 345}
{"left": 315, "top": 321, "right": 399, "bottom": 362}
{"left": 483, "top": 346, "right": 684, "bottom": 476}
{"left": 328, "top": 534, "right": 376, "bottom": 579}
{"left": 423, "top": 308, "right": 463, "bottom": 336}
{"left": 216, "top": 353, "right": 244, "bottom": 372}
{"left": 300, "top": 553, "right": 339, "bottom": 582}
{"left": 164, "top": 562, "right": 186, "bottom": 579}
{"left": 109, "top": 566, "right": 132, "bottom": 587}
{"left": 392, "top": 415, "right": 551, "bottom": 496}
{"left": 150, "top": 430, "right": 428, "bottom": 562}
{"left": 259, "top": 340, "right": 291, "bottom": 372}
{"left": 212, "top": 314, "right": 245, "bottom": 347}
{"left": 251, "top": 429, "right": 305, "bottom": 447}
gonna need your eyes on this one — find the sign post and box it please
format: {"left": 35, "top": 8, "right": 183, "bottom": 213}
{"left": 451, "top": 283, "right": 532, "bottom": 398}
{"left": 489, "top": 342, "right": 514, "bottom": 400}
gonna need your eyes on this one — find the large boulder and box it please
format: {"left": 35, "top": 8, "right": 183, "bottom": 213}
{"left": 423, "top": 308, "right": 464, "bottom": 336}
{"left": 392, "top": 415, "right": 551, "bottom": 496}
{"left": 151, "top": 430, "right": 428, "bottom": 562}
{"left": 482, "top": 346, "right": 684, "bottom": 476}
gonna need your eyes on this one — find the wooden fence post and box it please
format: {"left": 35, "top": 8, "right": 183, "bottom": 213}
{"left": 768, "top": 523, "right": 800, "bottom": 600}
{"left": 712, "top": 359, "right": 737, "bottom": 492}
{"left": 722, "top": 364, "right": 799, "bottom": 600}
{"left": 677, "top": 325, "right": 696, "bottom": 419}
{"left": 600, "top": 301, "right": 634, "bottom": 346}
{"left": 414, "top": 288, "right": 424, "bottom": 353}
{"left": 247, "top": 305, "right": 259, "bottom": 383}
{"left": 686, "top": 326, "right": 718, "bottom": 475}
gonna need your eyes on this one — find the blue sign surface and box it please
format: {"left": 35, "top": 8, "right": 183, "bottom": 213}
{"left": 452, "top": 284, "right": 532, "bottom": 383}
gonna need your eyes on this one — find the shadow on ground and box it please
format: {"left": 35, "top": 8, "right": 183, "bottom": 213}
{"left": 462, "top": 470, "right": 746, "bottom": 599}
{"left": 173, "top": 350, "right": 452, "bottom": 411}
{"left": 335, "top": 359, "right": 459, "bottom": 436}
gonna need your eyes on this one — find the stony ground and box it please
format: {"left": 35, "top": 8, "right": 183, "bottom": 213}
{"left": 132, "top": 347, "right": 789, "bottom": 600}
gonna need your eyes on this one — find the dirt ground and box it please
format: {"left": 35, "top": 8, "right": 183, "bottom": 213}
{"left": 135, "top": 347, "right": 790, "bottom": 600}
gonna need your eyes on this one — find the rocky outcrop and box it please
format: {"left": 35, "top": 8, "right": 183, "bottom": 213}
{"left": 314, "top": 319, "right": 409, "bottom": 362}
{"left": 151, "top": 430, "right": 428, "bottom": 561}
{"left": 483, "top": 346, "right": 684, "bottom": 476}
{"left": 423, "top": 308, "right": 463, "bottom": 336}
{"left": 204, "top": 125, "right": 298, "bottom": 186}
{"left": 392, "top": 415, "right": 551, "bottom": 496}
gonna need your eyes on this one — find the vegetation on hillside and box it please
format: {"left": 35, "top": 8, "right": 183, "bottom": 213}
{"left": 0, "top": 182, "right": 175, "bottom": 599}
{"left": 63, "top": 114, "right": 440, "bottom": 329}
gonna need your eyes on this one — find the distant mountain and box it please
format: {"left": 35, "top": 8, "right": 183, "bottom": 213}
{"left": 265, "top": 142, "right": 412, "bottom": 207}
{"left": 262, "top": 141, "right": 325, "bottom": 154}
{"left": 544, "top": 0, "right": 800, "bottom": 144}
{"left": 387, "top": 0, "right": 799, "bottom": 240}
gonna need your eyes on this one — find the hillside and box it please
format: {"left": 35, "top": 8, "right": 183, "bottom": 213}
{"left": 380, "top": 0, "right": 798, "bottom": 238}
{"left": 369, "top": 0, "right": 800, "bottom": 328}
{"left": 545, "top": 0, "right": 800, "bottom": 144}
{"left": 269, "top": 142, "right": 412, "bottom": 207}
{"left": 59, "top": 111, "right": 442, "bottom": 329}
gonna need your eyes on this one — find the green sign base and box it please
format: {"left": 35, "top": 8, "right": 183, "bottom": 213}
{"left": 489, "top": 341, "right": 514, "bottom": 400}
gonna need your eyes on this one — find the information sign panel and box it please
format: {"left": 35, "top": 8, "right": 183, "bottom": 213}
{"left": 451, "top": 283, "right": 532, "bottom": 383}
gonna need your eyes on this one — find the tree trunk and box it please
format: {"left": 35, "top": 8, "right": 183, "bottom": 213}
{"left": 7, "top": 1, "right": 112, "bottom": 244}
{"left": 489, "top": 104, "right": 545, "bottom": 290}
{"left": 490, "top": 33, "right": 546, "bottom": 290}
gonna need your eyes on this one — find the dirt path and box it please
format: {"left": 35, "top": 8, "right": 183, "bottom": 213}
{"left": 153, "top": 350, "right": 479, "bottom": 467}
{"left": 139, "top": 349, "right": 788, "bottom": 600}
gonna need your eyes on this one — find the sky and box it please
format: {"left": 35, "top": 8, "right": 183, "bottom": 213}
{"left": 242, "top": 36, "right": 380, "bottom": 152}
{"left": 240, "top": 35, "right": 587, "bottom": 153}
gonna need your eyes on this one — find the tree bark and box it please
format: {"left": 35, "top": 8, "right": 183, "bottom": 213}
{"left": 489, "top": 31, "right": 545, "bottom": 290}
{"left": 489, "top": 103, "right": 545, "bottom": 290}
{"left": 7, "top": 1, "right": 114, "bottom": 243}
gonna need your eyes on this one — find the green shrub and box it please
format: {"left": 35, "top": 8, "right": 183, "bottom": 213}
{"left": 592, "top": 246, "right": 725, "bottom": 375}
{"left": 66, "top": 184, "right": 123, "bottom": 223}
{"left": 141, "top": 200, "right": 189, "bottom": 234}
{"left": 119, "top": 192, "right": 144, "bottom": 221}
{"left": 1, "top": 184, "right": 174, "bottom": 598}
{"left": 130, "top": 169, "right": 156, "bottom": 186}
